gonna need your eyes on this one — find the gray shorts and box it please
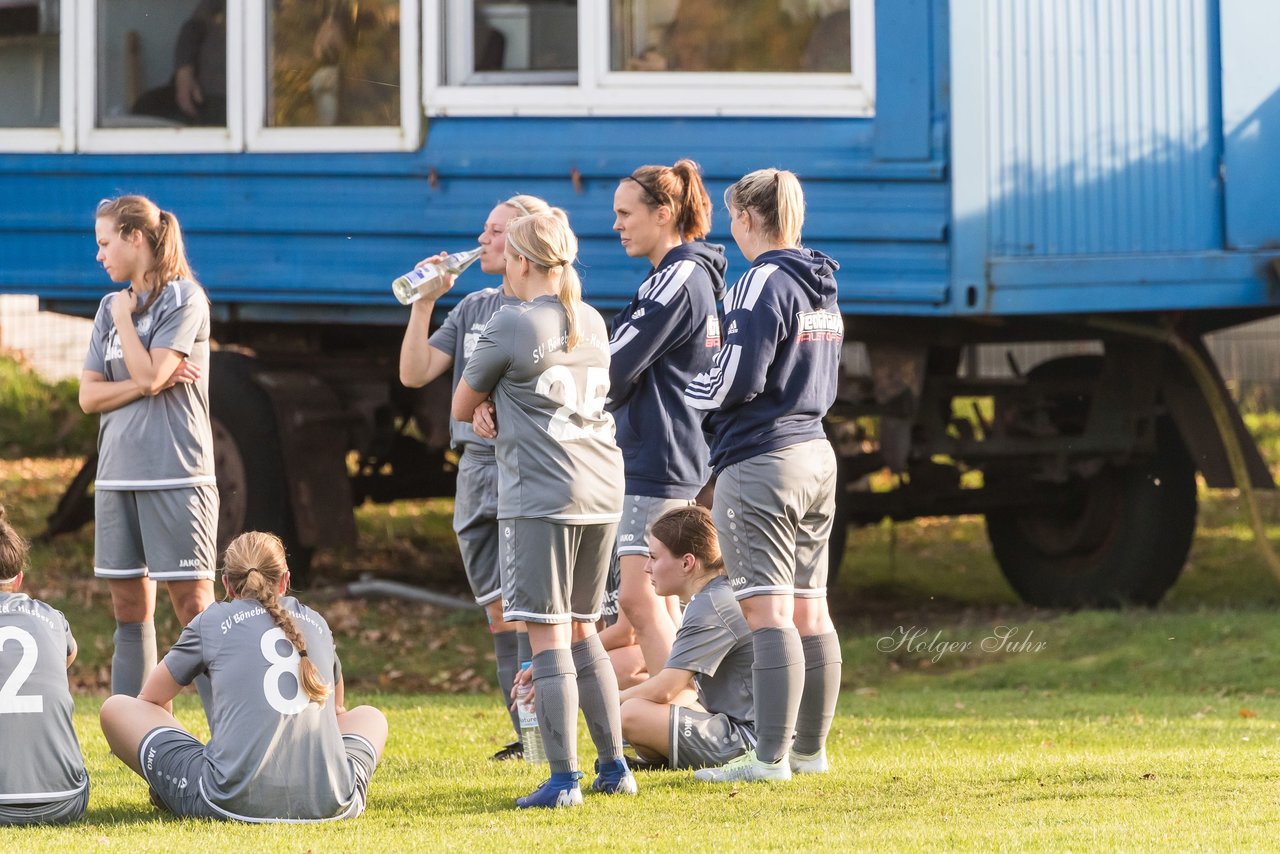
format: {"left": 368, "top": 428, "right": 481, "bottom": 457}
{"left": 616, "top": 495, "right": 695, "bottom": 558}
{"left": 713, "top": 439, "right": 837, "bottom": 600}
{"left": 668, "top": 705, "right": 755, "bottom": 770}
{"left": 94, "top": 485, "right": 218, "bottom": 581}
{"left": 500, "top": 518, "right": 617, "bottom": 624}
{"left": 139, "top": 726, "right": 377, "bottom": 822}
{"left": 453, "top": 450, "right": 501, "bottom": 605}
{"left": 601, "top": 495, "right": 694, "bottom": 626}
{"left": 0, "top": 780, "right": 89, "bottom": 826}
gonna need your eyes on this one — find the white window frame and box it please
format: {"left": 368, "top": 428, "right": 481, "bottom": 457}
{"left": 244, "top": 0, "right": 420, "bottom": 152}
{"left": 0, "top": 0, "right": 76, "bottom": 153}
{"left": 425, "top": 0, "right": 875, "bottom": 117}
{"left": 76, "top": 0, "right": 244, "bottom": 153}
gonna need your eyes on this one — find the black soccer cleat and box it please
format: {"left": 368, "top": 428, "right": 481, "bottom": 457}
{"left": 490, "top": 740, "right": 524, "bottom": 761}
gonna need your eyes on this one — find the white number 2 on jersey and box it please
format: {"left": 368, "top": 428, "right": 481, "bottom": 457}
{"left": 535, "top": 365, "right": 610, "bottom": 441}
{"left": 0, "top": 626, "right": 43, "bottom": 714}
{"left": 260, "top": 627, "right": 311, "bottom": 715}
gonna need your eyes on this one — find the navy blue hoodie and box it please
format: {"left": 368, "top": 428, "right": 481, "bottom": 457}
{"left": 607, "top": 242, "right": 727, "bottom": 498}
{"left": 684, "top": 247, "right": 842, "bottom": 471}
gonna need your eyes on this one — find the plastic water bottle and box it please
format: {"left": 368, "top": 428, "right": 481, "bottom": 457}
{"left": 391, "top": 246, "right": 483, "bottom": 305}
{"left": 516, "top": 662, "right": 546, "bottom": 764}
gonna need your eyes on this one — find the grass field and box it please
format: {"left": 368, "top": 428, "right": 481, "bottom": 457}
{"left": 6, "top": 453, "right": 1280, "bottom": 850}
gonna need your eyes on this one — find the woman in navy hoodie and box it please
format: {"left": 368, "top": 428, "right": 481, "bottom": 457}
{"left": 602, "top": 160, "right": 727, "bottom": 680}
{"left": 684, "top": 168, "right": 843, "bottom": 783}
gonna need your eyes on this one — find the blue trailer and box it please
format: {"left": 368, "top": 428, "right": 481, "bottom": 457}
{"left": 2, "top": 0, "right": 1277, "bottom": 604}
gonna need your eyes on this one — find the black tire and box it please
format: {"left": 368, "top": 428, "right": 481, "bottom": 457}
{"left": 210, "top": 351, "right": 313, "bottom": 584}
{"left": 985, "top": 356, "right": 1197, "bottom": 607}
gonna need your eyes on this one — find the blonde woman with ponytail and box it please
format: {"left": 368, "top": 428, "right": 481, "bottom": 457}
{"left": 685, "top": 168, "right": 844, "bottom": 783}
{"left": 453, "top": 211, "right": 636, "bottom": 808}
{"left": 82, "top": 195, "right": 218, "bottom": 710}
{"left": 399, "top": 193, "right": 563, "bottom": 762}
{"left": 100, "top": 531, "right": 387, "bottom": 822}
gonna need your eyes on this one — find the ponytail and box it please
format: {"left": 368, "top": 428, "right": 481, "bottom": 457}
{"left": 723, "top": 168, "right": 806, "bottom": 246}
{"left": 505, "top": 211, "right": 584, "bottom": 350}
{"left": 223, "top": 532, "right": 331, "bottom": 705}
{"left": 95, "top": 195, "right": 199, "bottom": 312}
{"left": 623, "top": 159, "right": 713, "bottom": 242}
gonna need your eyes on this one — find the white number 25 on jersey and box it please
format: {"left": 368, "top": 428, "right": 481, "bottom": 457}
{"left": 535, "top": 365, "right": 610, "bottom": 441}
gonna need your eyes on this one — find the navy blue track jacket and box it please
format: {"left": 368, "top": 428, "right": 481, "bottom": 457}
{"left": 607, "top": 241, "right": 727, "bottom": 498}
{"left": 684, "top": 247, "right": 842, "bottom": 472}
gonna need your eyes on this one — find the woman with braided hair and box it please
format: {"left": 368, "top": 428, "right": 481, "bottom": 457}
{"left": 100, "top": 532, "right": 387, "bottom": 822}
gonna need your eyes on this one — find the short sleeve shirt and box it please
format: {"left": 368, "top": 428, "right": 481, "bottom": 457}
{"left": 462, "top": 295, "right": 624, "bottom": 523}
{"left": 161, "top": 596, "right": 357, "bottom": 821}
{"left": 0, "top": 593, "right": 87, "bottom": 804}
{"left": 664, "top": 576, "right": 755, "bottom": 725}
{"left": 84, "top": 279, "right": 214, "bottom": 490}
{"left": 428, "top": 286, "right": 521, "bottom": 450}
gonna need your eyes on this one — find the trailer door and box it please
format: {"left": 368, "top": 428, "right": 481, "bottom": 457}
{"left": 1219, "top": 0, "right": 1280, "bottom": 250}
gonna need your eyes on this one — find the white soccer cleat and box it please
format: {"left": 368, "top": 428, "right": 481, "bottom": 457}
{"left": 789, "top": 748, "right": 829, "bottom": 774}
{"left": 693, "top": 749, "right": 792, "bottom": 783}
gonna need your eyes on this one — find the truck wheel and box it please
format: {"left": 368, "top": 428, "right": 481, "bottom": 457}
{"left": 985, "top": 357, "right": 1197, "bottom": 607}
{"left": 210, "top": 352, "right": 313, "bottom": 584}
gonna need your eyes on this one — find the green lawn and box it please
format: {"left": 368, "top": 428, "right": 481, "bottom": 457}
{"left": 7, "top": 455, "right": 1280, "bottom": 849}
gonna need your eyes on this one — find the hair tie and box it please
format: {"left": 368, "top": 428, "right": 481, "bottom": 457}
{"left": 298, "top": 650, "right": 308, "bottom": 658}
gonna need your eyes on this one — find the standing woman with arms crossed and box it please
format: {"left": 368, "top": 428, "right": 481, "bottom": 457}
{"left": 81, "top": 196, "right": 216, "bottom": 705}
{"left": 602, "top": 160, "right": 726, "bottom": 679}
{"left": 399, "top": 193, "right": 557, "bottom": 761}
{"left": 453, "top": 211, "right": 636, "bottom": 808}
{"left": 684, "top": 169, "right": 843, "bottom": 782}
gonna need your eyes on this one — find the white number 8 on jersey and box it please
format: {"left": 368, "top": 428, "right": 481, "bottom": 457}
{"left": 260, "top": 627, "right": 312, "bottom": 715}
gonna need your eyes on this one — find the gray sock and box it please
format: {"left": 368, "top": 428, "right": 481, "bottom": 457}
{"left": 493, "top": 630, "right": 521, "bottom": 738}
{"left": 193, "top": 673, "right": 214, "bottom": 718}
{"left": 111, "top": 621, "right": 156, "bottom": 697}
{"left": 794, "top": 631, "right": 842, "bottom": 755}
{"left": 571, "top": 635, "right": 624, "bottom": 763}
{"left": 751, "top": 626, "right": 805, "bottom": 764}
{"left": 532, "top": 648, "right": 579, "bottom": 775}
{"left": 517, "top": 631, "right": 532, "bottom": 665}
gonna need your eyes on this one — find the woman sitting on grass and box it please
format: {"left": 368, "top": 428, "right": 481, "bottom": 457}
{"left": 100, "top": 531, "right": 387, "bottom": 822}
{"left": 619, "top": 506, "right": 756, "bottom": 771}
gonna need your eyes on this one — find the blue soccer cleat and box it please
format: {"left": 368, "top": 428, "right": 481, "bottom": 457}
{"left": 516, "top": 771, "right": 584, "bottom": 809}
{"left": 591, "top": 758, "right": 638, "bottom": 795}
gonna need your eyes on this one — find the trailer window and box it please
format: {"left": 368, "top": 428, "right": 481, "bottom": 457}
{"left": 266, "top": 0, "right": 401, "bottom": 128}
{"left": 610, "top": 0, "right": 850, "bottom": 74}
{"left": 95, "top": 0, "right": 226, "bottom": 129}
{"left": 429, "top": 0, "right": 873, "bottom": 117}
{"left": 0, "top": 0, "right": 59, "bottom": 128}
{"left": 446, "top": 0, "right": 578, "bottom": 85}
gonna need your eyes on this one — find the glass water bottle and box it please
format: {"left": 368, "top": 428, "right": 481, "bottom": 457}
{"left": 391, "top": 246, "right": 483, "bottom": 305}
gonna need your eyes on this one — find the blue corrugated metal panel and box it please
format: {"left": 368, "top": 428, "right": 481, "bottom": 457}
{"left": 984, "top": 0, "right": 1220, "bottom": 257}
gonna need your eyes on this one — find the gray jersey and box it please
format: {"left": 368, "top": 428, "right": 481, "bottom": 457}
{"left": 0, "top": 593, "right": 87, "bottom": 804}
{"left": 462, "top": 295, "right": 624, "bottom": 523}
{"left": 84, "top": 279, "right": 215, "bottom": 490}
{"left": 162, "top": 596, "right": 358, "bottom": 821}
{"left": 429, "top": 285, "right": 522, "bottom": 450}
{"left": 665, "top": 576, "right": 755, "bottom": 725}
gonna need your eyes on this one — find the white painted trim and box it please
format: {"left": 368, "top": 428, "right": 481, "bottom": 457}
{"left": 0, "top": 0, "right": 75, "bottom": 153}
{"left": 76, "top": 0, "right": 244, "bottom": 153}
{"left": 245, "top": 0, "right": 420, "bottom": 153}
{"left": 424, "top": 0, "right": 876, "bottom": 119}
